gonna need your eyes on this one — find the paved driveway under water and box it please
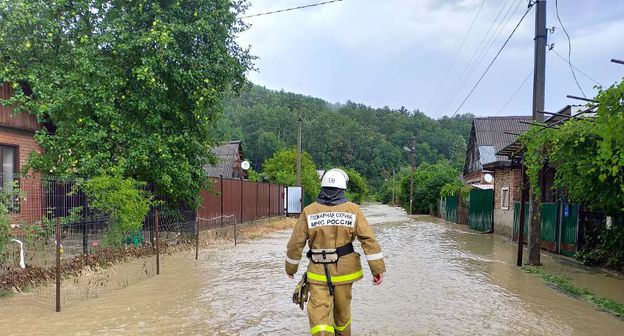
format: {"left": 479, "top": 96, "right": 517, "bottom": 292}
{"left": 1, "top": 204, "right": 622, "bottom": 335}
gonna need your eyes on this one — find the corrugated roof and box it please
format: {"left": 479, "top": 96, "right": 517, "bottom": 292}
{"left": 473, "top": 116, "right": 531, "bottom": 162}
{"left": 204, "top": 141, "right": 244, "bottom": 178}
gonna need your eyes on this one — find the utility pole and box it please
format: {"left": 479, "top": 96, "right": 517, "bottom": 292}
{"left": 409, "top": 137, "right": 416, "bottom": 215}
{"left": 528, "top": 0, "right": 547, "bottom": 265}
{"left": 392, "top": 171, "right": 396, "bottom": 206}
{"left": 296, "top": 110, "right": 302, "bottom": 186}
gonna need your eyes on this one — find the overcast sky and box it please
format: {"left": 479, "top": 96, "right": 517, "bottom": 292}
{"left": 237, "top": 0, "right": 624, "bottom": 119}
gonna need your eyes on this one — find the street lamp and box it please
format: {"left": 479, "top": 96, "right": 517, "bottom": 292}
{"left": 404, "top": 137, "right": 417, "bottom": 215}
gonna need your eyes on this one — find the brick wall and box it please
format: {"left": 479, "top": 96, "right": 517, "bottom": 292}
{"left": 1, "top": 125, "right": 44, "bottom": 226}
{"left": 493, "top": 167, "right": 522, "bottom": 237}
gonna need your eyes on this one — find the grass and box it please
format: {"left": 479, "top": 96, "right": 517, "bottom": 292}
{"left": 523, "top": 266, "right": 624, "bottom": 318}
{"left": 0, "top": 289, "right": 14, "bottom": 298}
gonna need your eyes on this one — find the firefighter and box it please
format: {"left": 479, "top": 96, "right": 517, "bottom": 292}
{"left": 286, "top": 168, "right": 386, "bottom": 336}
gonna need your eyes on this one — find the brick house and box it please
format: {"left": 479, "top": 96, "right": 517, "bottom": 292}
{"left": 463, "top": 116, "right": 531, "bottom": 237}
{"left": 0, "top": 82, "right": 44, "bottom": 225}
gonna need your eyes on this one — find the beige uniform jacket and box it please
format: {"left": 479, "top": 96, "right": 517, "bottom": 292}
{"left": 285, "top": 201, "right": 386, "bottom": 285}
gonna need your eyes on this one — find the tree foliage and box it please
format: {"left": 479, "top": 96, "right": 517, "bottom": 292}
{"left": 82, "top": 175, "right": 152, "bottom": 247}
{"left": 521, "top": 78, "right": 624, "bottom": 214}
{"left": 0, "top": 0, "right": 253, "bottom": 206}
{"left": 344, "top": 168, "right": 368, "bottom": 204}
{"left": 219, "top": 85, "right": 473, "bottom": 190}
{"left": 399, "top": 163, "right": 461, "bottom": 214}
{"left": 262, "top": 148, "right": 319, "bottom": 200}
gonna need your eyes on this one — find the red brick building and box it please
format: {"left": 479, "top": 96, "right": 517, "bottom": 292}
{"left": 0, "top": 82, "right": 43, "bottom": 225}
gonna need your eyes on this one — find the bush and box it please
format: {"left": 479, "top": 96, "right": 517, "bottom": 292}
{"left": 575, "top": 222, "right": 624, "bottom": 272}
{"left": 399, "top": 163, "right": 461, "bottom": 214}
{"left": 344, "top": 168, "right": 368, "bottom": 204}
{"left": 82, "top": 175, "right": 152, "bottom": 247}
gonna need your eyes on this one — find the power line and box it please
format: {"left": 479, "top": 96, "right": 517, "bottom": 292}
{"left": 433, "top": 0, "right": 516, "bottom": 118}
{"left": 447, "top": 3, "right": 535, "bottom": 120}
{"left": 241, "top": 0, "right": 347, "bottom": 19}
{"left": 551, "top": 49, "right": 602, "bottom": 86}
{"left": 555, "top": 0, "right": 586, "bottom": 97}
{"left": 437, "top": 0, "right": 524, "bottom": 118}
{"left": 425, "top": 0, "right": 488, "bottom": 114}
{"left": 498, "top": 70, "right": 532, "bottom": 114}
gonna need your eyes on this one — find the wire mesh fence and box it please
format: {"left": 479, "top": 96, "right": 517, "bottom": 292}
{"left": 0, "top": 174, "right": 285, "bottom": 311}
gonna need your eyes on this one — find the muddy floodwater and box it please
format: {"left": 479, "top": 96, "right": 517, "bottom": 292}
{"left": 1, "top": 204, "right": 623, "bottom": 335}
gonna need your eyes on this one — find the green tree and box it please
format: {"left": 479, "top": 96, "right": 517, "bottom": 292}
{"left": 219, "top": 85, "right": 473, "bottom": 190}
{"left": 0, "top": 0, "right": 253, "bottom": 206}
{"left": 399, "top": 163, "right": 461, "bottom": 214}
{"left": 522, "top": 78, "right": 624, "bottom": 214}
{"left": 262, "top": 148, "right": 319, "bottom": 200}
{"left": 344, "top": 168, "right": 368, "bottom": 204}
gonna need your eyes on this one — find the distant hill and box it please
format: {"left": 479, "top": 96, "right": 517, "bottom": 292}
{"left": 215, "top": 85, "right": 473, "bottom": 188}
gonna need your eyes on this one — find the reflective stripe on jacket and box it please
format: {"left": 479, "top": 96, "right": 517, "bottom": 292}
{"left": 285, "top": 202, "right": 386, "bottom": 285}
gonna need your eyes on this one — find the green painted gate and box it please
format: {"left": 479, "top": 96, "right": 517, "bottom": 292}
{"left": 560, "top": 204, "right": 579, "bottom": 256}
{"left": 513, "top": 202, "right": 529, "bottom": 242}
{"left": 513, "top": 202, "right": 580, "bottom": 255}
{"left": 445, "top": 195, "right": 458, "bottom": 223}
{"left": 540, "top": 203, "right": 559, "bottom": 252}
{"left": 468, "top": 189, "right": 493, "bottom": 232}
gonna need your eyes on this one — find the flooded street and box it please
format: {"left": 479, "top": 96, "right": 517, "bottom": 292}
{"left": 1, "top": 204, "right": 622, "bottom": 335}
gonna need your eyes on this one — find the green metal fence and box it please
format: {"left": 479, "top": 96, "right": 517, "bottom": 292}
{"left": 468, "top": 189, "right": 493, "bottom": 232}
{"left": 512, "top": 201, "right": 579, "bottom": 255}
{"left": 540, "top": 203, "right": 558, "bottom": 252}
{"left": 560, "top": 203, "right": 579, "bottom": 256}
{"left": 445, "top": 195, "right": 458, "bottom": 223}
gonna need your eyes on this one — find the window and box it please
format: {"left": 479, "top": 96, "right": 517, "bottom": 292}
{"left": 501, "top": 187, "right": 510, "bottom": 210}
{"left": 0, "top": 145, "right": 19, "bottom": 210}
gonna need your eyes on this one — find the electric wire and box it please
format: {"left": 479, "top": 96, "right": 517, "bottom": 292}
{"left": 241, "top": 0, "right": 347, "bottom": 19}
{"left": 498, "top": 70, "right": 533, "bottom": 114}
{"left": 446, "top": 3, "right": 535, "bottom": 121}
{"left": 551, "top": 49, "right": 602, "bottom": 86}
{"left": 425, "top": 0, "right": 488, "bottom": 114}
{"left": 555, "top": 0, "right": 586, "bottom": 97}
{"left": 432, "top": 0, "right": 516, "bottom": 118}
{"left": 438, "top": 0, "right": 524, "bottom": 117}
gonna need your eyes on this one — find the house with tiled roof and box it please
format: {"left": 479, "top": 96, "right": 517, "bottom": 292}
{"left": 463, "top": 116, "right": 531, "bottom": 237}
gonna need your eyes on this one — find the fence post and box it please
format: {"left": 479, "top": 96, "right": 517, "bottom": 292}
{"left": 155, "top": 209, "right": 160, "bottom": 275}
{"left": 195, "top": 217, "right": 199, "bottom": 260}
{"left": 82, "top": 222, "right": 88, "bottom": 255}
{"left": 220, "top": 175, "right": 224, "bottom": 227}
{"left": 55, "top": 217, "right": 61, "bottom": 312}
{"left": 256, "top": 182, "right": 259, "bottom": 220}
{"left": 268, "top": 183, "right": 272, "bottom": 217}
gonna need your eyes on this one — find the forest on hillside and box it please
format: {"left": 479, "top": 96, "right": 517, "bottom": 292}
{"left": 215, "top": 85, "right": 474, "bottom": 190}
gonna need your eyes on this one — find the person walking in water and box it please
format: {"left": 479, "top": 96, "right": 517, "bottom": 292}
{"left": 286, "top": 168, "right": 386, "bottom": 336}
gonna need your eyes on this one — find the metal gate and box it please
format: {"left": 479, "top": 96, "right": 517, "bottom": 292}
{"left": 560, "top": 203, "right": 579, "bottom": 256}
{"left": 512, "top": 201, "right": 579, "bottom": 255}
{"left": 445, "top": 195, "right": 458, "bottom": 223}
{"left": 540, "top": 203, "right": 558, "bottom": 252}
{"left": 285, "top": 186, "right": 303, "bottom": 215}
{"left": 468, "top": 189, "right": 493, "bottom": 232}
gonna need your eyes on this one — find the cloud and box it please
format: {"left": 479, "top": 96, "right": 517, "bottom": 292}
{"left": 237, "top": 0, "right": 624, "bottom": 117}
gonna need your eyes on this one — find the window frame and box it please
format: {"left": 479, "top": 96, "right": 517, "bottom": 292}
{"left": 501, "top": 187, "right": 510, "bottom": 210}
{"left": 0, "top": 143, "right": 20, "bottom": 212}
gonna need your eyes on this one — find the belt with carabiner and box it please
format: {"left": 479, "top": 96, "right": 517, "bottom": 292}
{"left": 306, "top": 243, "right": 354, "bottom": 296}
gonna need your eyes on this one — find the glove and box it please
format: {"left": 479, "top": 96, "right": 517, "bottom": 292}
{"left": 292, "top": 273, "right": 309, "bottom": 310}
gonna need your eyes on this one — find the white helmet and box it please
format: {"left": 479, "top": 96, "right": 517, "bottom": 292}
{"left": 321, "top": 168, "right": 349, "bottom": 189}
